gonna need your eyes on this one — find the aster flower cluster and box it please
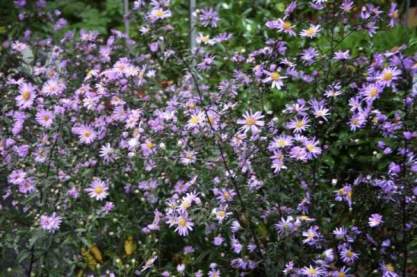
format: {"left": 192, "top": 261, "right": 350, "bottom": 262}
{"left": 1, "top": 0, "right": 417, "bottom": 276}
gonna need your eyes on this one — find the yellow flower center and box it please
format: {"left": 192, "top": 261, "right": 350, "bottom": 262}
{"left": 154, "top": 9, "right": 165, "bottom": 17}
{"left": 178, "top": 217, "right": 187, "bottom": 227}
{"left": 22, "top": 90, "right": 31, "bottom": 101}
{"left": 295, "top": 120, "right": 305, "bottom": 129}
{"left": 181, "top": 199, "right": 191, "bottom": 210}
{"left": 383, "top": 71, "right": 393, "bottom": 81}
{"left": 245, "top": 116, "right": 257, "bottom": 126}
{"left": 369, "top": 87, "right": 378, "bottom": 97}
{"left": 305, "top": 27, "right": 316, "bottom": 36}
{"left": 217, "top": 210, "right": 225, "bottom": 218}
{"left": 352, "top": 118, "right": 360, "bottom": 126}
{"left": 346, "top": 250, "right": 353, "bottom": 257}
{"left": 146, "top": 142, "right": 155, "bottom": 149}
{"left": 43, "top": 115, "right": 50, "bottom": 121}
{"left": 283, "top": 21, "right": 292, "bottom": 30}
{"left": 306, "top": 144, "right": 315, "bottom": 152}
{"left": 307, "top": 231, "right": 315, "bottom": 240}
{"left": 189, "top": 115, "right": 200, "bottom": 125}
{"left": 386, "top": 264, "right": 395, "bottom": 272}
{"left": 307, "top": 267, "right": 317, "bottom": 275}
{"left": 271, "top": 71, "right": 280, "bottom": 81}
{"left": 338, "top": 272, "right": 346, "bottom": 277}
{"left": 277, "top": 139, "right": 286, "bottom": 147}
{"left": 201, "top": 35, "right": 210, "bottom": 43}
{"left": 94, "top": 186, "right": 104, "bottom": 195}
{"left": 83, "top": 130, "right": 92, "bottom": 138}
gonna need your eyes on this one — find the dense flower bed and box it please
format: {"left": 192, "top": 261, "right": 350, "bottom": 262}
{"left": 1, "top": 0, "right": 417, "bottom": 276}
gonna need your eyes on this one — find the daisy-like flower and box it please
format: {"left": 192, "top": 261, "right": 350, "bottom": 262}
{"left": 331, "top": 267, "right": 351, "bottom": 277}
{"left": 310, "top": 99, "right": 330, "bottom": 121}
{"left": 340, "top": 247, "right": 359, "bottom": 265}
{"left": 301, "top": 47, "right": 319, "bottom": 65}
{"left": 237, "top": 111, "right": 264, "bottom": 134}
{"left": 76, "top": 125, "right": 96, "bottom": 144}
{"left": 141, "top": 139, "right": 157, "bottom": 157}
{"left": 99, "top": 143, "right": 117, "bottom": 163}
{"left": 368, "top": 213, "right": 383, "bottom": 227}
{"left": 180, "top": 150, "right": 197, "bottom": 165}
{"left": 199, "top": 8, "right": 219, "bottom": 28}
{"left": 287, "top": 116, "right": 310, "bottom": 133}
{"left": 304, "top": 138, "right": 322, "bottom": 159}
{"left": 148, "top": 7, "right": 172, "bottom": 23}
{"left": 380, "top": 263, "right": 398, "bottom": 277}
{"left": 360, "top": 83, "right": 382, "bottom": 102}
{"left": 300, "top": 24, "right": 321, "bottom": 38}
{"left": 41, "top": 79, "right": 66, "bottom": 96}
{"left": 35, "top": 110, "right": 55, "bottom": 128}
{"left": 376, "top": 67, "right": 401, "bottom": 87}
{"left": 275, "top": 216, "right": 298, "bottom": 236}
{"left": 18, "top": 177, "right": 36, "bottom": 194}
{"left": 335, "top": 185, "right": 352, "bottom": 208}
{"left": 333, "top": 227, "right": 348, "bottom": 240}
{"left": 16, "top": 82, "right": 36, "bottom": 109}
{"left": 271, "top": 150, "right": 285, "bottom": 173}
{"left": 187, "top": 112, "right": 205, "bottom": 129}
{"left": 302, "top": 225, "right": 321, "bottom": 246}
{"left": 277, "top": 19, "right": 296, "bottom": 36}
{"left": 334, "top": 50, "right": 350, "bottom": 60}
{"left": 212, "top": 206, "right": 231, "bottom": 223}
{"left": 85, "top": 178, "right": 109, "bottom": 201}
{"left": 268, "top": 135, "right": 293, "bottom": 151}
{"left": 349, "top": 112, "right": 366, "bottom": 131}
{"left": 40, "top": 212, "right": 62, "bottom": 233}
{"left": 263, "top": 67, "right": 287, "bottom": 89}
{"left": 300, "top": 265, "right": 326, "bottom": 277}
{"left": 174, "top": 213, "right": 194, "bottom": 236}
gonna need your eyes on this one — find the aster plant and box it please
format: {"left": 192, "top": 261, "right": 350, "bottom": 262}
{"left": 1, "top": 0, "right": 417, "bottom": 276}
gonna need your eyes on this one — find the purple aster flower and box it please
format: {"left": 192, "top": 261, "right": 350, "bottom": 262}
{"left": 199, "top": 8, "right": 219, "bottom": 28}
{"left": 213, "top": 235, "right": 224, "bottom": 246}
{"left": 268, "top": 135, "right": 293, "bottom": 151}
{"left": 300, "top": 265, "right": 326, "bottom": 276}
{"left": 41, "top": 79, "right": 66, "bottom": 96}
{"left": 300, "top": 24, "right": 321, "bottom": 38}
{"left": 275, "top": 216, "right": 298, "bottom": 236}
{"left": 271, "top": 150, "right": 285, "bottom": 173}
{"left": 36, "top": 110, "right": 55, "bottom": 128}
{"left": 335, "top": 185, "right": 352, "bottom": 208}
{"left": 334, "top": 50, "right": 351, "bottom": 60}
{"left": 339, "top": 246, "right": 359, "bottom": 265}
{"left": 263, "top": 66, "right": 287, "bottom": 89}
{"left": 301, "top": 47, "right": 319, "bottom": 65}
{"left": 237, "top": 111, "right": 264, "bottom": 134}
{"left": 376, "top": 67, "right": 401, "bottom": 87}
{"left": 73, "top": 125, "right": 96, "bottom": 144}
{"left": 174, "top": 213, "right": 194, "bottom": 236}
{"left": 287, "top": 116, "right": 310, "bottom": 133}
{"left": 40, "top": 212, "right": 62, "bottom": 233}
{"left": 267, "top": 18, "right": 296, "bottom": 36}
{"left": 147, "top": 7, "right": 172, "bottom": 23}
{"left": 16, "top": 82, "right": 36, "bottom": 109}
{"left": 380, "top": 263, "right": 398, "bottom": 277}
{"left": 388, "top": 3, "right": 399, "bottom": 27}
{"left": 302, "top": 225, "right": 322, "bottom": 246}
{"left": 368, "top": 213, "right": 383, "bottom": 227}
{"left": 85, "top": 178, "right": 109, "bottom": 201}
{"left": 310, "top": 99, "right": 330, "bottom": 121}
